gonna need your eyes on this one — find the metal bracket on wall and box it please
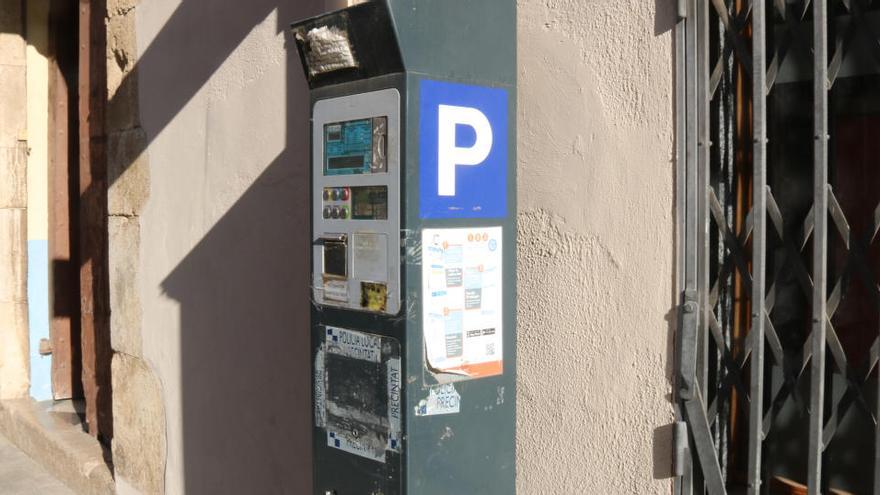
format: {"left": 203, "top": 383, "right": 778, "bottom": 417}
{"left": 674, "top": 420, "right": 689, "bottom": 478}
{"left": 677, "top": 289, "right": 698, "bottom": 402}
{"left": 676, "top": 288, "right": 726, "bottom": 494}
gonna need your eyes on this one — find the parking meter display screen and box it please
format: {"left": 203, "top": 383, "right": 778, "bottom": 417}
{"left": 351, "top": 186, "right": 388, "bottom": 220}
{"left": 324, "top": 117, "right": 387, "bottom": 175}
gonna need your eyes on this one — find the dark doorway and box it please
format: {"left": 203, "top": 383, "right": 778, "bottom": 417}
{"left": 44, "top": 0, "right": 112, "bottom": 444}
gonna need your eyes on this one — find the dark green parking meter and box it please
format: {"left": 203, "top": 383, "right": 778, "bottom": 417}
{"left": 291, "top": 2, "right": 516, "bottom": 493}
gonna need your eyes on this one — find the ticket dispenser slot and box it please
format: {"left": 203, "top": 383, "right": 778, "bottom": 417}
{"left": 319, "top": 234, "right": 347, "bottom": 278}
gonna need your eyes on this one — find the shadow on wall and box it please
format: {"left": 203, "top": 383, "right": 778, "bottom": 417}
{"left": 654, "top": 0, "right": 678, "bottom": 36}
{"left": 104, "top": 0, "right": 325, "bottom": 492}
{"left": 161, "top": 155, "right": 313, "bottom": 493}
{"left": 655, "top": 0, "right": 680, "bottom": 482}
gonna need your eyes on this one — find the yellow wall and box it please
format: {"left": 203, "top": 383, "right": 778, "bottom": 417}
{"left": 26, "top": 0, "right": 48, "bottom": 241}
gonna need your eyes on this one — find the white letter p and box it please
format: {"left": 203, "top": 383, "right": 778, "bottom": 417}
{"left": 437, "top": 105, "right": 493, "bottom": 197}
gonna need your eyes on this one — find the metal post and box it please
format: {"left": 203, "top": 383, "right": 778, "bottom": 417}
{"left": 697, "top": 0, "right": 711, "bottom": 418}
{"left": 807, "top": 0, "right": 829, "bottom": 492}
{"left": 677, "top": 0, "right": 699, "bottom": 492}
{"left": 696, "top": 0, "right": 710, "bottom": 482}
{"left": 675, "top": 3, "right": 694, "bottom": 492}
{"left": 748, "top": 1, "right": 767, "bottom": 493}
{"left": 691, "top": 0, "right": 728, "bottom": 491}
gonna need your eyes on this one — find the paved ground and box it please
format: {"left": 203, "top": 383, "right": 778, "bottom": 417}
{"left": 0, "top": 432, "right": 74, "bottom": 495}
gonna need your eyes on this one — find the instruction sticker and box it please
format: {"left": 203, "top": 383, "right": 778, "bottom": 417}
{"left": 421, "top": 227, "right": 503, "bottom": 379}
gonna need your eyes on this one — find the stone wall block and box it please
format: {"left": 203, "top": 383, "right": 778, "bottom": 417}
{"left": 0, "top": 208, "right": 28, "bottom": 398}
{"left": 111, "top": 353, "right": 166, "bottom": 495}
{"left": 0, "top": 208, "right": 27, "bottom": 304}
{"left": 108, "top": 127, "right": 150, "bottom": 217}
{"left": 109, "top": 215, "right": 142, "bottom": 357}
{"left": 0, "top": 301, "right": 29, "bottom": 399}
{"left": 107, "top": 0, "right": 140, "bottom": 133}
{"left": 0, "top": 0, "right": 28, "bottom": 405}
{"left": 0, "top": 65, "right": 27, "bottom": 147}
{"left": 106, "top": 66, "right": 140, "bottom": 132}
{"left": 0, "top": 143, "right": 28, "bottom": 208}
{"left": 107, "top": 0, "right": 139, "bottom": 20}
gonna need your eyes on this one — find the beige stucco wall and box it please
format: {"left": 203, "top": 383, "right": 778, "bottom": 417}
{"left": 119, "top": 0, "right": 677, "bottom": 492}
{"left": 516, "top": 0, "right": 676, "bottom": 492}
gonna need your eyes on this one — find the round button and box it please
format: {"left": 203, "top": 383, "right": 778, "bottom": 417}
{"left": 323, "top": 189, "right": 331, "bottom": 201}
{"left": 322, "top": 206, "right": 332, "bottom": 219}
{"left": 331, "top": 206, "right": 340, "bottom": 219}
{"left": 331, "top": 188, "right": 341, "bottom": 201}
{"left": 339, "top": 207, "right": 349, "bottom": 219}
{"left": 341, "top": 187, "right": 350, "bottom": 201}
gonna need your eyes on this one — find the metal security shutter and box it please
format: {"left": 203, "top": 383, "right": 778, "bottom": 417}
{"left": 675, "top": 0, "right": 880, "bottom": 493}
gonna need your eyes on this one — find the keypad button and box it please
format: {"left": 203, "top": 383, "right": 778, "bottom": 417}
{"left": 331, "top": 206, "right": 340, "bottom": 219}
{"left": 323, "top": 189, "right": 331, "bottom": 201}
{"left": 341, "top": 187, "right": 350, "bottom": 201}
{"left": 331, "top": 188, "right": 341, "bottom": 201}
{"left": 339, "top": 207, "right": 349, "bottom": 219}
{"left": 322, "top": 206, "right": 332, "bottom": 219}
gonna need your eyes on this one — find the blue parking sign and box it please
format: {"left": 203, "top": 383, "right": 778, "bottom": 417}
{"left": 419, "top": 80, "right": 508, "bottom": 219}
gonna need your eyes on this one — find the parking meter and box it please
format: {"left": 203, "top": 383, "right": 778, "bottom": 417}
{"left": 291, "top": 2, "right": 516, "bottom": 493}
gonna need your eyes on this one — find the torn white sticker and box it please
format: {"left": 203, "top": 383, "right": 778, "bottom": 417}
{"left": 323, "top": 279, "right": 348, "bottom": 303}
{"left": 317, "top": 326, "right": 402, "bottom": 461}
{"left": 387, "top": 431, "right": 401, "bottom": 453}
{"left": 314, "top": 349, "right": 326, "bottom": 427}
{"left": 387, "top": 358, "right": 402, "bottom": 435}
{"left": 325, "top": 326, "right": 382, "bottom": 363}
{"left": 303, "top": 26, "right": 357, "bottom": 77}
{"left": 327, "top": 430, "right": 385, "bottom": 463}
{"left": 415, "top": 384, "right": 461, "bottom": 417}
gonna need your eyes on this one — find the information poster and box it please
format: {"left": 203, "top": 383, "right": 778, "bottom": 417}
{"left": 421, "top": 227, "right": 503, "bottom": 379}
